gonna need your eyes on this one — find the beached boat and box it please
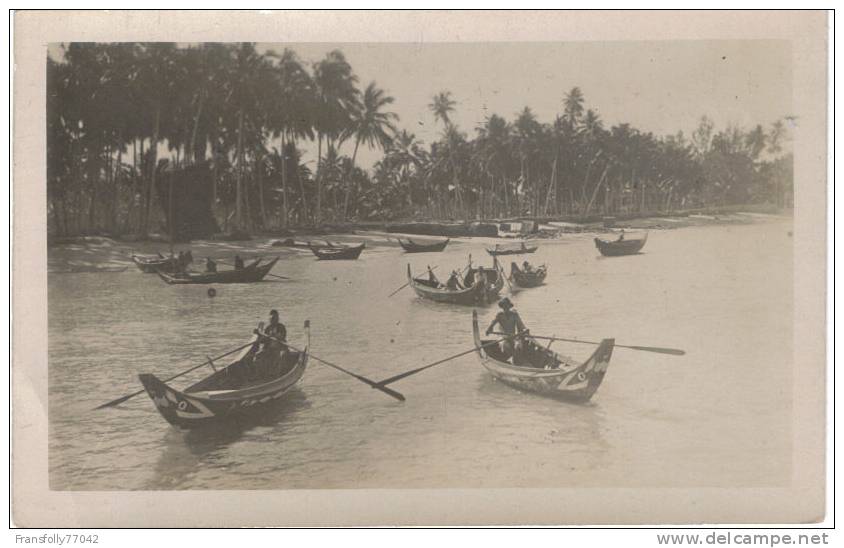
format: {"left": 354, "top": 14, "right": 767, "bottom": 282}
{"left": 397, "top": 238, "right": 450, "bottom": 253}
{"left": 486, "top": 243, "right": 538, "bottom": 256}
{"left": 139, "top": 323, "right": 309, "bottom": 429}
{"left": 407, "top": 259, "right": 504, "bottom": 305}
{"left": 272, "top": 238, "right": 345, "bottom": 250}
{"left": 594, "top": 232, "right": 648, "bottom": 256}
{"left": 155, "top": 258, "right": 279, "bottom": 284}
{"left": 509, "top": 262, "right": 547, "bottom": 288}
{"left": 309, "top": 243, "right": 365, "bottom": 260}
{"left": 472, "top": 310, "right": 614, "bottom": 401}
{"left": 132, "top": 251, "right": 193, "bottom": 273}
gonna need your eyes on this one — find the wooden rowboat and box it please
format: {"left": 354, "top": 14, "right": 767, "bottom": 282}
{"left": 594, "top": 232, "right": 648, "bottom": 256}
{"left": 155, "top": 258, "right": 279, "bottom": 284}
{"left": 472, "top": 310, "right": 614, "bottom": 401}
{"left": 509, "top": 262, "right": 547, "bottom": 288}
{"left": 397, "top": 238, "right": 450, "bottom": 253}
{"left": 486, "top": 243, "right": 538, "bottom": 256}
{"left": 139, "top": 323, "right": 309, "bottom": 429}
{"left": 407, "top": 259, "right": 504, "bottom": 305}
{"left": 309, "top": 243, "right": 365, "bottom": 260}
{"left": 132, "top": 250, "right": 193, "bottom": 273}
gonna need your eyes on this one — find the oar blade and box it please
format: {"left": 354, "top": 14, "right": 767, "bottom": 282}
{"left": 625, "top": 345, "right": 686, "bottom": 356}
{"left": 372, "top": 384, "right": 406, "bottom": 402}
{"left": 94, "top": 390, "right": 142, "bottom": 410}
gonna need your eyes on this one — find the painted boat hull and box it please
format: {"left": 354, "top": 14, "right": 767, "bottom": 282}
{"left": 139, "top": 330, "right": 309, "bottom": 429}
{"left": 156, "top": 258, "right": 279, "bottom": 284}
{"left": 132, "top": 253, "right": 192, "bottom": 273}
{"left": 472, "top": 310, "right": 613, "bottom": 401}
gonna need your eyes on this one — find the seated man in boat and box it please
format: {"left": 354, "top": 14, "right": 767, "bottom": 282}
{"left": 427, "top": 265, "right": 440, "bottom": 286}
{"left": 486, "top": 297, "right": 528, "bottom": 365}
{"left": 446, "top": 270, "right": 464, "bottom": 290}
{"left": 253, "top": 309, "right": 287, "bottom": 379}
{"left": 234, "top": 255, "right": 245, "bottom": 269}
{"left": 617, "top": 229, "right": 625, "bottom": 242}
{"left": 522, "top": 261, "right": 532, "bottom": 273}
{"left": 205, "top": 257, "right": 217, "bottom": 273}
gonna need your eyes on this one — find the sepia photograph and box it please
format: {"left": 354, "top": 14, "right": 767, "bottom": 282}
{"left": 12, "top": 10, "right": 829, "bottom": 527}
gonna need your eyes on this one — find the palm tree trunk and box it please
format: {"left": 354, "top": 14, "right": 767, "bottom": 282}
{"left": 257, "top": 153, "right": 267, "bottom": 230}
{"left": 343, "top": 136, "right": 361, "bottom": 221}
{"left": 235, "top": 108, "right": 245, "bottom": 230}
{"left": 188, "top": 91, "right": 205, "bottom": 166}
{"left": 315, "top": 134, "right": 323, "bottom": 225}
{"left": 142, "top": 108, "right": 161, "bottom": 237}
{"left": 584, "top": 164, "right": 611, "bottom": 216}
{"left": 281, "top": 134, "right": 288, "bottom": 228}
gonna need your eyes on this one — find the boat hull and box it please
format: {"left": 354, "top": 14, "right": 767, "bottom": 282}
{"left": 509, "top": 262, "right": 547, "bottom": 288}
{"left": 487, "top": 246, "right": 538, "bottom": 256}
{"left": 408, "top": 263, "right": 504, "bottom": 305}
{"left": 472, "top": 310, "right": 613, "bottom": 401}
{"left": 398, "top": 238, "right": 450, "bottom": 253}
{"left": 156, "top": 258, "right": 279, "bottom": 284}
{"left": 594, "top": 233, "right": 648, "bottom": 256}
{"left": 139, "top": 332, "right": 309, "bottom": 429}
{"left": 310, "top": 243, "right": 365, "bottom": 260}
{"left": 132, "top": 253, "right": 192, "bottom": 273}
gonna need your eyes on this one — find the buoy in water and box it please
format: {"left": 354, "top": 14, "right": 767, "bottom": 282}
{"left": 208, "top": 288, "right": 217, "bottom": 298}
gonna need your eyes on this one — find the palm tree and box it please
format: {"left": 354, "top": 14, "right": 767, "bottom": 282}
{"left": 342, "top": 81, "right": 398, "bottom": 219}
{"left": 563, "top": 86, "right": 585, "bottom": 126}
{"left": 428, "top": 91, "right": 456, "bottom": 129}
{"left": 311, "top": 50, "right": 360, "bottom": 223}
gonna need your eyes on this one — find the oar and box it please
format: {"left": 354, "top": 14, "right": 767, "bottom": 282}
{"left": 217, "top": 259, "right": 291, "bottom": 280}
{"left": 493, "top": 332, "right": 685, "bottom": 356}
{"left": 260, "top": 334, "right": 406, "bottom": 402}
{"left": 387, "top": 265, "right": 440, "bottom": 297}
{"left": 375, "top": 336, "right": 512, "bottom": 387}
{"left": 94, "top": 339, "right": 258, "bottom": 409}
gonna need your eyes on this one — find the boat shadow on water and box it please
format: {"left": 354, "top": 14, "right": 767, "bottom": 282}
{"left": 146, "top": 390, "right": 310, "bottom": 489}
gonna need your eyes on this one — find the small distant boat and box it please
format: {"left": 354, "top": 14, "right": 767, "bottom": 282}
{"left": 155, "top": 258, "right": 279, "bottom": 284}
{"left": 594, "top": 232, "right": 648, "bottom": 256}
{"left": 486, "top": 242, "right": 538, "bottom": 256}
{"left": 407, "top": 258, "right": 504, "bottom": 305}
{"left": 509, "top": 262, "right": 547, "bottom": 288}
{"left": 272, "top": 239, "right": 344, "bottom": 250}
{"left": 397, "top": 238, "right": 450, "bottom": 253}
{"left": 132, "top": 251, "right": 193, "bottom": 273}
{"left": 472, "top": 310, "right": 614, "bottom": 402}
{"left": 139, "top": 323, "right": 310, "bottom": 429}
{"left": 309, "top": 243, "right": 365, "bottom": 260}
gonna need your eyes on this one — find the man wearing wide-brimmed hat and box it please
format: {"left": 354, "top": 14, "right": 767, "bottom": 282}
{"left": 486, "top": 297, "right": 528, "bottom": 363}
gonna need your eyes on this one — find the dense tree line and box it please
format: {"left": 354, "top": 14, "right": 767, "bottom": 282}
{"left": 47, "top": 42, "right": 793, "bottom": 237}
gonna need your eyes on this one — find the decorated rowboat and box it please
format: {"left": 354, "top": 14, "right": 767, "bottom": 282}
{"left": 472, "top": 310, "right": 614, "bottom": 401}
{"left": 139, "top": 322, "right": 310, "bottom": 429}
{"left": 486, "top": 243, "right": 538, "bottom": 256}
{"left": 509, "top": 262, "right": 547, "bottom": 288}
{"left": 397, "top": 238, "right": 450, "bottom": 253}
{"left": 155, "top": 257, "right": 279, "bottom": 284}
{"left": 407, "top": 258, "right": 504, "bottom": 305}
{"left": 594, "top": 232, "right": 648, "bottom": 256}
{"left": 132, "top": 251, "right": 193, "bottom": 273}
{"left": 309, "top": 242, "right": 365, "bottom": 260}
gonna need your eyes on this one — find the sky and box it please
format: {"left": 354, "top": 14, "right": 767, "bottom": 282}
{"left": 50, "top": 40, "right": 793, "bottom": 170}
{"left": 260, "top": 40, "right": 792, "bottom": 168}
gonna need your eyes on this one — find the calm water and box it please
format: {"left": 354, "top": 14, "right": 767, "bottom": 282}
{"left": 48, "top": 221, "right": 793, "bottom": 490}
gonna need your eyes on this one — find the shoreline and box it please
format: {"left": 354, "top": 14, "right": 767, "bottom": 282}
{"left": 46, "top": 208, "right": 792, "bottom": 274}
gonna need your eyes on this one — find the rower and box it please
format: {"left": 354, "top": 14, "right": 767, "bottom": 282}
{"left": 206, "top": 257, "right": 217, "bottom": 273}
{"left": 617, "top": 229, "right": 625, "bottom": 242}
{"left": 254, "top": 309, "right": 287, "bottom": 378}
{"left": 486, "top": 297, "right": 528, "bottom": 364}
{"left": 522, "top": 260, "right": 532, "bottom": 273}
{"left": 446, "top": 270, "right": 464, "bottom": 290}
{"left": 234, "top": 255, "right": 245, "bottom": 269}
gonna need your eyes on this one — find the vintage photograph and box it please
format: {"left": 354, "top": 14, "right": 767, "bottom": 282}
{"left": 13, "top": 10, "right": 828, "bottom": 526}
